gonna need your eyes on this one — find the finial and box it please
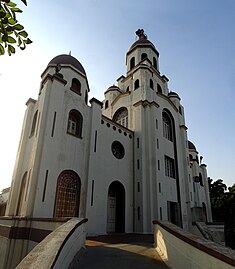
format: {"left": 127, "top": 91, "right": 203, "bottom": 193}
{"left": 69, "top": 50, "right": 72, "bottom": 56}
{"left": 136, "top": 29, "right": 147, "bottom": 40}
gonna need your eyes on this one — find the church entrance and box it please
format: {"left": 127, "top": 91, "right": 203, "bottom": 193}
{"left": 107, "top": 181, "right": 125, "bottom": 233}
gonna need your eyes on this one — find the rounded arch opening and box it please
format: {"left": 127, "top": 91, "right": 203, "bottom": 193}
{"left": 54, "top": 170, "right": 81, "bottom": 217}
{"left": 141, "top": 53, "right": 148, "bottom": 60}
{"left": 130, "top": 57, "right": 135, "bottom": 69}
{"left": 162, "top": 109, "right": 175, "bottom": 142}
{"left": 67, "top": 109, "right": 83, "bottom": 138}
{"left": 70, "top": 78, "right": 81, "bottom": 95}
{"left": 113, "top": 107, "right": 128, "bottom": 128}
{"left": 107, "top": 181, "right": 125, "bottom": 233}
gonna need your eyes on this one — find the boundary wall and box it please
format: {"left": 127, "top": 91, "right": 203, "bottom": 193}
{"left": 16, "top": 218, "right": 87, "bottom": 269}
{"left": 153, "top": 220, "right": 235, "bottom": 269}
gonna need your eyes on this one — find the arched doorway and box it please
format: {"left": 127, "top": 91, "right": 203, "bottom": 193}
{"left": 54, "top": 170, "right": 81, "bottom": 218}
{"left": 107, "top": 181, "right": 125, "bottom": 233}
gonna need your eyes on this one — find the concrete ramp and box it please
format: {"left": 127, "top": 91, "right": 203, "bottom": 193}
{"left": 75, "top": 234, "right": 169, "bottom": 269}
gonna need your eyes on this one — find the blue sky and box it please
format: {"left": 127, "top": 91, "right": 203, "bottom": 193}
{"left": 0, "top": 0, "right": 234, "bottom": 190}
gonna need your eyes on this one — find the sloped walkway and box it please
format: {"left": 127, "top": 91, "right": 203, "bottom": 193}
{"left": 76, "top": 234, "right": 169, "bottom": 269}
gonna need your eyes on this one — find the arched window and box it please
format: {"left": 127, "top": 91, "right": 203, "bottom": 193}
{"left": 105, "top": 100, "right": 109, "bottom": 109}
{"left": 141, "top": 53, "right": 147, "bottom": 60}
{"left": 130, "top": 57, "right": 135, "bottom": 69}
{"left": 150, "top": 79, "right": 154, "bottom": 89}
{"left": 153, "top": 57, "right": 158, "bottom": 69}
{"left": 70, "top": 78, "right": 81, "bottom": 95}
{"left": 162, "top": 111, "right": 173, "bottom": 141}
{"left": 113, "top": 107, "right": 128, "bottom": 128}
{"left": 30, "top": 110, "right": 38, "bottom": 137}
{"left": 54, "top": 170, "right": 81, "bottom": 217}
{"left": 67, "top": 109, "right": 83, "bottom": 138}
{"left": 157, "top": 83, "right": 162, "bottom": 93}
{"left": 134, "top": 79, "right": 139, "bottom": 90}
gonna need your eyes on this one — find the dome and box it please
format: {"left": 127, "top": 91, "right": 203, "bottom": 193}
{"left": 129, "top": 38, "right": 155, "bottom": 51}
{"left": 48, "top": 54, "right": 86, "bottom": 75}
{"left": 168, "top": 91, "right": 180, "bottom": 99}
{"left": 168, "top": 91, "right": 179, "bottom": 97}
{"left": 188, "top": 140, "right": 197, "bottom": 151}
{"left": 104, "top": 85, "right": 121, "bottom": 94}
{"left": 128, "top": 29, "right": 158, "bottom": 55}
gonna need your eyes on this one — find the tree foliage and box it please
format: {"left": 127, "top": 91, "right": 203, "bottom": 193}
{"left": 0, "top": 0, "right": 32, "bottom": 56}
{"left": 209, "top": 178, "right": 235, "bottom": 249}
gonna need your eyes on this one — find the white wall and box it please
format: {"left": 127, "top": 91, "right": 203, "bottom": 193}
{"left": 154, "top": 221, "right": 235, "bottom": 269}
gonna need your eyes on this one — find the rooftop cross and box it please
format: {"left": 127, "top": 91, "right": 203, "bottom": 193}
{"left": 136, "top": 29, "right": 147, "bottom": 40}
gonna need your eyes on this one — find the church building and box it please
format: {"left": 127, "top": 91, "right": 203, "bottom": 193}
{"left": 5, "top": 29, "right": 212, "bottom": 236}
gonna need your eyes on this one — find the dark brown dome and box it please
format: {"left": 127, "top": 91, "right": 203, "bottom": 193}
{"left": 128, "top": 29, "right": 158, "bottom": 55}
{"left": 188, "top": 141, "right": 197, "bottom": 150}
{"left": 129, "top": 38, "right": 155, "bottom": 51}
{"left": 168, "top": 91, "right": 180, "bottom": 99}
{"left": 104, "top": 85, "right": 121, "bottom": 94}
{"left": 48, "top": 54, "right": 86, "bottom": 75}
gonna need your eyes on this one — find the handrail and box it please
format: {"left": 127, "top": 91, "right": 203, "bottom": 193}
{"left": 16, "top": 218, "right": 87, "bottom": 269}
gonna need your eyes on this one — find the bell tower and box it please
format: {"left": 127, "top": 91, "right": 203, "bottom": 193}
{"left": 126, "top": 29, "right": 159, "bottom": 73}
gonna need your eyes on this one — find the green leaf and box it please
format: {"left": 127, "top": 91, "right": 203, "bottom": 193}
{"left": 1, "top": 17, "right": 8, "bottom": 24}
{"left": 8, "top": 44, "right": 15, "bottom": 55}
{"left": 24, "top": 38, "right": 32, "bottom": 44}
{"left": 5, "top": 2, "right": 17, "bottom": 7}
{"left": 11, "top": 7, "right": 22, "bottom": 13}
{"left": 6, "top": 26, "right": 13, "bottom": 32}
{"left": 17, "top": 36, "right": 22, "bottom": 46}
{"left": 7, "top": 36, "right": 16, "bottom": 43}
{"left": 14, "top": 24, "right": 24, "bottom": 30}
{"left": 20, "top": 42, "right": 25, "bottom": 50}
{"left": 18, "top": 30, "right": 28, "bottom": 38}
{"left": 2, "top": 34, "right": 8, "bottom": 42}
{"left": 8, "top": 18, "right": 17, "bottom": 25}
{"left": 0, "top": 44, "right": 4, "bottom": 55}
{"left": 0, "top": 11, "right": 6, "bottom": 18}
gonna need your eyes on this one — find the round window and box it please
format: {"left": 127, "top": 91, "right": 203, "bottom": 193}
{"left": 111, "top": 141, "right": 125, "bottom": 159}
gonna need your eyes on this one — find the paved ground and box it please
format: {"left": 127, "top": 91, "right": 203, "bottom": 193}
{"left": 76, "top": 234, "right": 169, "bottom": 269}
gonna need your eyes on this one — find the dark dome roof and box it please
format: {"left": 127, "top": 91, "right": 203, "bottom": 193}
{"left": 104, "top": 85, "right": 121, "bottom": 94}
{"left": 188, "top": 141, "right": 197, "bottom": 150}
{"left": 168, "top": 91, "right": 179, "bottom": 97}
{"left": 48, "top": 54, "right": 86, "bottom": 75}
{"left": 168, "top": 91, "right": 180, "bottom": 100}
{"left": 108, "top": 85, "right": 120, "bottom": 90}
{"left": 129, "top": 38, "right": 155, "bottom": 51}
{"left": 128, "top": 29, "right": 158, "bottom": 54}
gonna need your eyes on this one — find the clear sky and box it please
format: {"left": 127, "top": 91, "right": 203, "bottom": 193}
{"left": 0, "top": 0, "right": 234, "bottom": 191}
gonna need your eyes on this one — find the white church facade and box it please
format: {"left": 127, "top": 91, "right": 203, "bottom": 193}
{"left": 4, "top": 29, "right": 212, "bottom": 236}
